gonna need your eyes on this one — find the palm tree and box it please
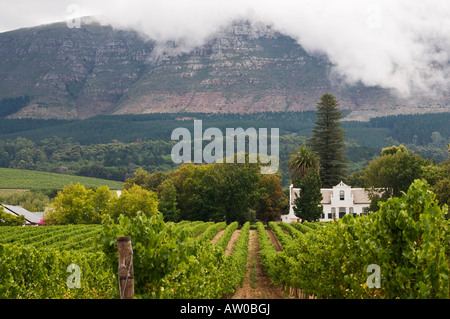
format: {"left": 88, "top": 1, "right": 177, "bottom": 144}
{"left": 287, "top": 146, "right": 320, "bottom": 186}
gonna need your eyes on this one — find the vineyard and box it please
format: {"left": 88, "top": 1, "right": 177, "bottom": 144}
{"left": 259, "top": 180, "right": 450, "bottom": 299}
{"left": 0, "top": 224, "right": 102, "bottom": 252}
{"left": 0, "top": 216, "right": 252, "bottom": 299}
{"left": 0, "top": 167, "right": 124, "bottom": 190}
{"left": 0, "top": 180, "right": 449, "bottom": 299}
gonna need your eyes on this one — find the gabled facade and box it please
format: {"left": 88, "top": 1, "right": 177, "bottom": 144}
{"left": 281, "top": 181, "right": 372, "bottom": 223}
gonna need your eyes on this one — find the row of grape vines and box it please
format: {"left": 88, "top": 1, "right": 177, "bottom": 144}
{"left": 0, "top": 224, "right": 102, "bottom": 252}
{"left": 0, "top": 217, "right": 251, "bottom": 299}
{"left": 0, "top": 221, "right": 218, "bottom": 252}
{"left": 256, "top": 181, "right": 450, "bottom": 299}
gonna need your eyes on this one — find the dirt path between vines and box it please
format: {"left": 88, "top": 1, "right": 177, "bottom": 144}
{"left": 266, "top": 229, "right": 283, "bottom": 251}
{"left": 211, "top": 229, "right": 225, "bottom": 244}
{"left": 231, "top": 229, "right": 290, "bottom": 299}
{"left": 225, "top": 230, "right": 241, "bottom": 255}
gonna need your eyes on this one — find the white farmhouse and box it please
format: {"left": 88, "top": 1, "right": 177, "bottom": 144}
{"left": 281, "top": 181, "right": 372, "bottom": 223}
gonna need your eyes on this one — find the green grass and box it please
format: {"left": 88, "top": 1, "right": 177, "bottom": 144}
{"left": 0, "top": 167, "right": 123, "bottom": 190}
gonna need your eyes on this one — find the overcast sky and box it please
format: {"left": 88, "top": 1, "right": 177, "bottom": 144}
{"left": 0, "top": 0, "right": 449, "bottom": 98}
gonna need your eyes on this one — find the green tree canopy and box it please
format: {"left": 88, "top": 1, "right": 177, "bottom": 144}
{"left": 287, "top": 146, "right": 320, "bottom": 187}
{"left": 170, "top": 160, "right": 261, "bottom": 224}
{"left": 422, "top": 159, "right": 450, "bottom": 207}
{"left": 123, "top": 168, "right": 172, "bottom": 192}
{"left": 293, "top": 168, "right": 323, "bottom": 222}
{"left": 109, "top": 184, "right": 159, "bottom": 221}
{"left": 168, "top": 154, "right": 285, "bottom": 224}
{"left": 44, "top": 182, "right": 159, "bottom": 224}
{"left": 45, "top": 183, "right": 111, "bottom": 224}
{"left": 254, "top": 173, "right": 287, "bottom": 224}
{"left": 381, "top": 144, "right": 408, "bottom": 156}
{"left": 157, "top": 179, "right": 180, "bottom": 222}
{"left": 212, "top": 159, "right": 261, "bottom": 224}
{"left": 363, "top": 145, "right": 427, "bottom": 211}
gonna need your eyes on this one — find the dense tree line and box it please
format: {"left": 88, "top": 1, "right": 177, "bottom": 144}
{"left": 345, "top": 144, "right": 450, "bottom": 210}
{"left": 0, "top": 111, "right": 447, "bottom": 192}
{"left": 0, "top": 137, "right": 176, "bottom": 181}
{"left": 1, "top": 112, "right": 447, "bottom": 150}
{"left": 0, "top": 134, "right": 312, "bottom": 187}
{"left": 123, "top": 160, "right": 287, "bottom": 225}
{"left": 41, "top": 157, "right": 287, "bottom": 225}
{"left": 0, "top": 112, "right": 317, "bottom": 145}
{"left": 0, "top": 190, "right": 51, "bottom": 212}
{"left": 382, "top": 134, "right": 449, "bottom": 163}
{"left": 368, "top": 112, "right": 450, "bottom": 146}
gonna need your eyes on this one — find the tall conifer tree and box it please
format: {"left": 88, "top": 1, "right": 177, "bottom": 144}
{"left": 308, "top": 93, "right": 347, "bottom": 187}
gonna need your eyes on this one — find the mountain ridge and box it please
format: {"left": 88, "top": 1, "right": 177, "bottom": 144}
{"left": 0, "top": 18, "right": 448, "bottom": 120}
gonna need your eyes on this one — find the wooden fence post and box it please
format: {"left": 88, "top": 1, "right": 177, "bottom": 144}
{"left": 117, "top": 236, "right": 134, "bottom": 299}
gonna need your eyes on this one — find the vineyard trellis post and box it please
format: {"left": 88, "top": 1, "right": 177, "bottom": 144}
{"left": 117, "top": 236, "right": 134, "bottom": 299}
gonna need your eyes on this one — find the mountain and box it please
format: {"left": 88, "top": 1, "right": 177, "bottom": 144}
{"left": 0, "top": 18, "right": 448, "bottom": 120}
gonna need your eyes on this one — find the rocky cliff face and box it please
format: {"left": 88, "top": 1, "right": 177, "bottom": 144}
{"left": 0, "top": 19, "right": 447, "bottom": 119}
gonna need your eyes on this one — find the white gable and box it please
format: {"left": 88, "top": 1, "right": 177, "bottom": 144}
{"left": 335, "top": 181, "right": 350, "bottom": 188}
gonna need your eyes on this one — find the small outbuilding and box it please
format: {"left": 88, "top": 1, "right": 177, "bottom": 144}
{"left": 1, "top": 204, "right": 44, "bottom": 225}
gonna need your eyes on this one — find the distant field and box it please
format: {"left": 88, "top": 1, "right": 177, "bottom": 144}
{"left": 0, "top": 167, "right": 123, "bottom": 190}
